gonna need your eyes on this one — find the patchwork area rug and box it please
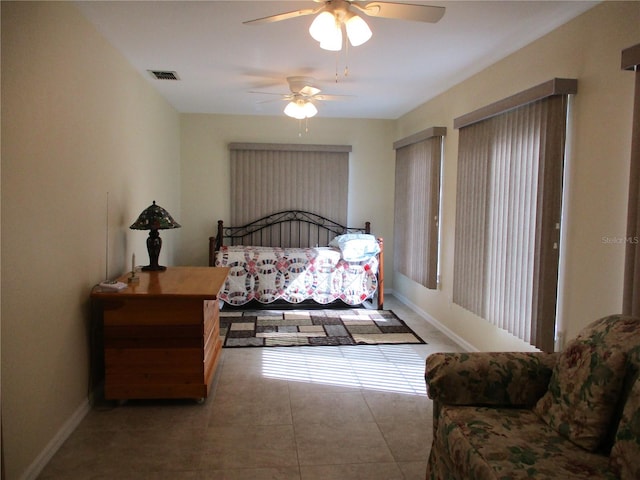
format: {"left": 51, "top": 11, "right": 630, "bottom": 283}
{"left": 220, "top": 309, "right": 426, "bottom": 347}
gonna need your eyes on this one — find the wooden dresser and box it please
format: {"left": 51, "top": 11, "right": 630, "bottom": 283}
{"left": 91, "top": 266, "right": 229, "bottom": 402}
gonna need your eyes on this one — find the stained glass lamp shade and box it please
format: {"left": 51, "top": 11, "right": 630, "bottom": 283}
{"left": 130, "top": 201, "right": 181, "bottom": 271}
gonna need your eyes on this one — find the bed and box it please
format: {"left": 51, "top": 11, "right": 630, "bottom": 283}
{"left": 208, "top": 210, "right": 384, "bottom": 309}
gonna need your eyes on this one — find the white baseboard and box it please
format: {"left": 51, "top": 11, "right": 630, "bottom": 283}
{"left": 21, "top": 398, "right": 91, "bottom": 480}
{"left": 391, "top": 291, "right": 478, "bottom": 352}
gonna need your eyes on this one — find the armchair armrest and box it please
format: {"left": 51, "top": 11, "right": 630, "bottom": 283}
{"left": 425, "top": 351, "right": 559, "bottom": 407}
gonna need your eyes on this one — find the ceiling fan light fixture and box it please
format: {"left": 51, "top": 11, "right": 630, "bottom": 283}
{"left": 319, "top": 29, "right": 342, "bottom": 51}
{"left": 302, "top": 101, "right": 318, "bottom": 118}
{"left": 345, "top": 13, "right": 372, "bottom": 46}
{"left": 284, "top": 99, "right": 317, "bottom": 119}
{"left": 309, "top": 9, "right": 343, "bottom": 51}
{"left": 309, "top": 11, "right": 336, "bottom": 42}
{"left": 284, "top": 101, "right": 303, "bottom": 119}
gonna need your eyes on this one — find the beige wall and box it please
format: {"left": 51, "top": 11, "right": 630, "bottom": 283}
{"left": 1, "top": 2, "right": 181, "bottom": 478}
{"left": 394, "top": 0, "right": 640, "bottom": 351}
{"left": 178, "top": 114, "right": 396, "bottom": 271}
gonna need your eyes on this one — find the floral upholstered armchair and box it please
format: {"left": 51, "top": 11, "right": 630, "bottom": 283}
{"left": 424, "top": 314, "right": 640, "bottom": 480}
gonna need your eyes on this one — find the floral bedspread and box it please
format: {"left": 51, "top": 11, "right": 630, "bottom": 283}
{"left": 214, "top": 245, "right": 378, "bottom": 306}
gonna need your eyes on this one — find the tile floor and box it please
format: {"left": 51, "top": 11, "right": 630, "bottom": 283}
{"left": 38, "top": 296, "right": 463, "bottom": 480}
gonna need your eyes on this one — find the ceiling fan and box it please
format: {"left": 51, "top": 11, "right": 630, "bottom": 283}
{"left": 243, "top": 0, "right": 446, "bottom": 51}
{"left": 251, "top": 76, "right": 353, "bottom": 119}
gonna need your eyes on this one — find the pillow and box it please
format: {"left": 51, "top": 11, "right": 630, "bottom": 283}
{"left": 534, "top": 315, "right": 640, "bottom": 452}
{"left": 610, "top": 373, "right": 640, "bottom": 480}
{"left": 329, "top": 233, "right": 380, "bottom": 262}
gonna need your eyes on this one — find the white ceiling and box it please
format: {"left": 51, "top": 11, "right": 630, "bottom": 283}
{"left": 74, "top": 1, "right": 598, "bottom": 119}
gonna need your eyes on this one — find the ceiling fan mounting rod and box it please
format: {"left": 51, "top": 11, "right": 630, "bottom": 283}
{"left": 324, "top": 0, "right": 352, "bottom": 23}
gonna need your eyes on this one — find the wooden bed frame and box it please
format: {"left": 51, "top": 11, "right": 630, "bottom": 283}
{"left": 208, "top": 210, "right": 384, "bottom": 309}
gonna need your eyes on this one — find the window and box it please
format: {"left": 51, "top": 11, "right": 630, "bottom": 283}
{"left": 453, "top": 79, "right": 577, "bottom": 352}
{"left": 393, "top": 127, "right": 446, "bottom": 289}
{"left": 228, "top": 143, "right": 350, "bottom": 227}
{"left": 622, "top": 44, "right": 640, "bottom": 317}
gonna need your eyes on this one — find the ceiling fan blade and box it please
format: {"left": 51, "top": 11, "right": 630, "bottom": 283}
{"left": 299, "top": 85, "right": 322, "bottom": 97}
{"left": 248, "top": 91, "right": 293, "bottom": 102}
{"left": 355, "top": 2, "right": 445, "bottom": 23}
{"left": 287, "top": 76, "right": 322, "bottom": 96}
{"left": 243, "top": 7, "right": 321, "bottom": 25}
{"left": 314, "top": 94, "right": 356, "bottom": 101}
{"left": 248, "top": 91, "right": 288, "bottom": 96}
{"left": 255, "top": 98, "right": 289, "bottom": 104}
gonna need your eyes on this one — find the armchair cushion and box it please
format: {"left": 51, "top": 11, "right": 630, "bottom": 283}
{"left": 534, "top": 315, "right": 640, "bottom": 452}
{"left": 610, "top": 373, "right": 640, "bottom": 479}
{"left": 426, "top": 351, "right": 558, "bottom": 407}
{"left": 436, "top": 405, "right": 616, "bottom": 480}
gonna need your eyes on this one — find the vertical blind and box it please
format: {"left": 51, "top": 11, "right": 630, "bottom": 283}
{"left": 393, "top": 128, "right": 446, "bottom": 290}
{"left": 228, "top": 143, "right": 350, "bottom": 227}
{"left": 622, "top": 44, "right": 640, "bottom": 317}
{"left": 453, "top": 79, "right": 576, "bottom": 352}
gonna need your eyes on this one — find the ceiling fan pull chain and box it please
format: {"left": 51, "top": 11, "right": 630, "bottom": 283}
{"left": 333, "top": 48, "right": 349, "bottom": 81}
{"left": 344, "top": 38, "right": 349, "bottom": 77}
{"left": 296, "top": 118, "right": 310, "bottom": 136}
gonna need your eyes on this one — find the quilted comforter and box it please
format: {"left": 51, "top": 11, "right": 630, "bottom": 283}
{"left": 214, "top": 245, "right": 378, "bottom": 306}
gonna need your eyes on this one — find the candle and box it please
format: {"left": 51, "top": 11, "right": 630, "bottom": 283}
{"left": 132, "top": 253, "right": 135, "bottom": 273}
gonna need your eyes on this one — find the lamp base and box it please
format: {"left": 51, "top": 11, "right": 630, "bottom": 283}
{"left": 143, "top": 229, "right": 166, "bottom": 271}
{"left": 141, "top": 265, "right": 167, "bottom": 272}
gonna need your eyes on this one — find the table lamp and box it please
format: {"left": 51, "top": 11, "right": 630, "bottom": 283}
{"left": 129, "top": 201, "right": 181, "bottom": 271}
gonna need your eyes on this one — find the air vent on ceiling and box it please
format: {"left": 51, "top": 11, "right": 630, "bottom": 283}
{"left": 148, "top": 70, "right": 180, "bottom": 81}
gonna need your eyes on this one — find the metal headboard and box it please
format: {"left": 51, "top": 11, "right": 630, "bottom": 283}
{"left": 212, "top": 210, "right": 370, "bottom": 251}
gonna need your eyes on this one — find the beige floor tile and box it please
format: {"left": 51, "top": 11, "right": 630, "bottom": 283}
{"left": 80, "top": 399, "right": 213, "bottom": 432}
{"left": 104, "top": 427, "right": 208, "bottom": 472}
{"left": 42, "top": 471, "right": 203, "bottom": 480}
{"left": 287, "top": 378, "right": 362, "bottom": 395}
{"left": 40, "top": 421, "right": 210, "bottom": 477}
{"left": 209, "top": 396, "right": 293, "bottom": 426}
{"left": 102, "top": 471, "right": 202, "bottom": 480}
{"left": 37, "top": 429, "right": 121, "bottom": 479}
{"left": 214, "top": 376, "right": 289, "bottom": 403}
{"left": 290, "top": 391, "right": 375, "bottom": 425}
{"left": 300, "top": 462, "right": 404, "bottom": 480}
{"left": 216, "top": 364, "right": 270, "bottom": 385}
{"left": 377, "top": 421, "right": 431, "bottom": 462}
{"left": 260, "top": 347, "right": 362, "bottom": 387}
{"left": 295, "top": 421, "right": 394, "bottom": 466}
{"left": 397, "top": 461, "right": 430, "bottom": 480}
{"left": 201, "top": 466, "right": 301, "bottom": 479}
{"left": 200, "top": 424, "right": 298, "bottom": 470}
{"left": 363, "top": 390, "right": 432, "bottom": 424}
